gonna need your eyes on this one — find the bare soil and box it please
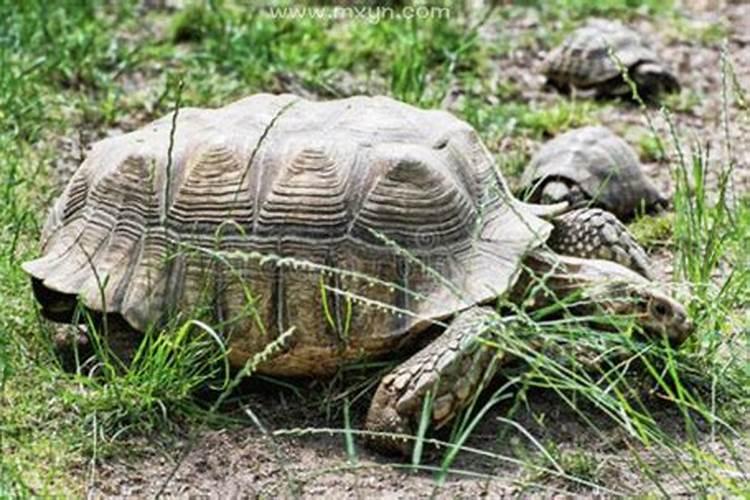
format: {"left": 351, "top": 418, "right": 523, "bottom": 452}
{"left": 88, "top": 379, "right": 747, "bottom": 498}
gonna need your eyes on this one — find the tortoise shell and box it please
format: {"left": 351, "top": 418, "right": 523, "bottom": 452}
{"left": 542, "top": 19, "right": 679, "bottom": 97}
{"left": 520, "top": 126, "right": 666, "bottom": 219}
{"left": 23, "top": 94, "right": 551, "bottom": 376}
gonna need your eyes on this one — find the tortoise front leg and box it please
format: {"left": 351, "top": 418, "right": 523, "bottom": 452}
{"left": 548, "top": 208, "right": 655, "bottom": 280}
{"left": 539, "top": 180, "right": 585, "bottom": 207}
{"left": 365, "top": 306, "right": 505, "bottom": 455}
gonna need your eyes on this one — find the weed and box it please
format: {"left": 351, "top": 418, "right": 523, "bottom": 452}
{"left": 66, "top": 319, "right": 228, "bottom": 439}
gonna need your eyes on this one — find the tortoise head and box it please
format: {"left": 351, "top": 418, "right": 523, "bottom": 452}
{"left": 593, "top": 281, "right": 694, "bottom": 347}
{"left": 524, "top": 251, "right": 694, "bottom": 347}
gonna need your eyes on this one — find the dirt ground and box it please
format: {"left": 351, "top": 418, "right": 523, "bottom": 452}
{"left": 88, "top": 378, "right": 747, "bottom": 498}
{"left": 64, "top": 3, "right": 750, "bottom": 498}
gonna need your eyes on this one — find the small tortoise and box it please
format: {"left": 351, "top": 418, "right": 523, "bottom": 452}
{"left": 542, "top": 19, "right": 680, "bottom": 100}
{"left": 520, "top": 126, "right": 667, "bottom": 221}
{"left": 23, "top": 94, "right": 692, "bottom": 454}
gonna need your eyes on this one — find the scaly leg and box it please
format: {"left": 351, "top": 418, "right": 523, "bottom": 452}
{"left": 548, "top": 208, "right": 655, "bottom": 280}
{"left": 365, "top": 306, "right": 505, "bottom": 455}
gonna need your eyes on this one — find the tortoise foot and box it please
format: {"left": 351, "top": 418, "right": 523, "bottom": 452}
{"left": 364, "top": 307, "right": 502, "bottom": 455}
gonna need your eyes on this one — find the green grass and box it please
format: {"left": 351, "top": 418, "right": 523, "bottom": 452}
{"left": 1, "top": 0, "right": 748, "bottom": 496}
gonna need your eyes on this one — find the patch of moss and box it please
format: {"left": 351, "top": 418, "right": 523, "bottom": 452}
{"left": 636, "top": 132, "right": 665, "bottom": 162}
{"left": 628, "top": 212, "right": 674, "bottom": 248}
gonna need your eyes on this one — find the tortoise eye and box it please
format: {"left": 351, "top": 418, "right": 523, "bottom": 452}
{"left": 652, "top": 301, "right": 670, "bottom": 318}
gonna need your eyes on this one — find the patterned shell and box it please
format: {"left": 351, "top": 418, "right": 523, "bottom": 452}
{"left": 23, "top": 94, "right": 550, "bottom": 375}
{"left": 521, "top": 126, "right": 665, "bottom": 219}
{"left": 542, "top": 20, "right": 661, "bottom": 88}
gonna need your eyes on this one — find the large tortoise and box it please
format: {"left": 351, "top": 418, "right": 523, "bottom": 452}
{"left": 520, "top": 126, "right": 667, "bottom": 221}
{"left": 542, "top": 19, "right": 680, "bottom": 100}
{"left": 23, "top": 94, "right": 692, "bottom": 453}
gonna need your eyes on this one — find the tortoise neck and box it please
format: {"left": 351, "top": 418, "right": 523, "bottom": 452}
{"left": 511, "top": 249, "right": 580, "bottom": 310}
{"left": 513, "top": 248, "right": 648, "bottom": 311}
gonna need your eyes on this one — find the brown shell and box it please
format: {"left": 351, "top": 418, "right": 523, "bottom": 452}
{"left": 543, "top": 19, "right": 664, "bottom": 90}
{"left": 520, "top": 126, "right": 666, "bottom": 219}
{"left": 23, "top": 94, "right": 551, "bottom": 375}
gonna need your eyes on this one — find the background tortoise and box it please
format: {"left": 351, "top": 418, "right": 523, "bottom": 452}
{"left": 520, "top": 125, "right": 667, "bottom": 221}
{"left": 542, "top": 19, "right": 680, "bottom": 99}
{"left": 23, "top": 94, "right": 692, "bottom": 454}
